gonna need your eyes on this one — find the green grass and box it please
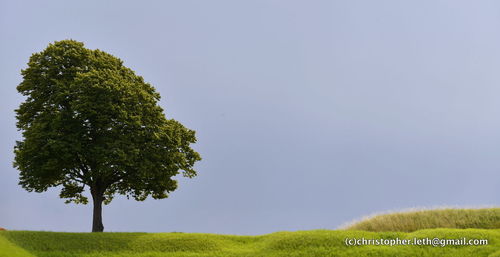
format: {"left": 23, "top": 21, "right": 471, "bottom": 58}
{"left": 343, "top": 208, "right": 500, "bottom": 232}
{"left": 1, "top": 229, "right": 500, "bottom": 257}
{"left": 0, "top": 234, "right": 34, "bottom": 257}
{"left": 2, "top": 208, "right": 499, "bottom": 256}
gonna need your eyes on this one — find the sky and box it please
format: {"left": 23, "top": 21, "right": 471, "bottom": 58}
{"left": 1, "top": 0, "right": 500, "bottom": 235}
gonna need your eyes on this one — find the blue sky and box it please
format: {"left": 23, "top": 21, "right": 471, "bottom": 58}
{"left": 1, "top": 0, "right": 500, "bottom": 235}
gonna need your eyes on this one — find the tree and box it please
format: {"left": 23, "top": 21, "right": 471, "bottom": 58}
{"left": 14, "top": 40, "right": 201, "bottom": 232}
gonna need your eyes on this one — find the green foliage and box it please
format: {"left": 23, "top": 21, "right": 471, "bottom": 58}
{"left": 343, "top": 208, "right": 500, "bottom": 232}
{"left": 1, "top": 229, "right": 500, "bottom": 257}
{"left": 14, "top": 39, "right": 201, "bottom": 205}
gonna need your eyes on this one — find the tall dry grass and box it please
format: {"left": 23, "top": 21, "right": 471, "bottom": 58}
{"left": 342, "top": 207, "right": 500, "bottom": 232}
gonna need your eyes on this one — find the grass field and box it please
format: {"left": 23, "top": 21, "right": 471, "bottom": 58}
{"left": 2, "top": 208, "right": 499, "bottom": 256}
{"left": 1, "top": 229, "right": 500, "bottom": 257}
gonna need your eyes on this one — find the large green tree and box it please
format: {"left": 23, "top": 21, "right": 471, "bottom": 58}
{"left": 14, "top": 40, "right": 201, "bottom": 232}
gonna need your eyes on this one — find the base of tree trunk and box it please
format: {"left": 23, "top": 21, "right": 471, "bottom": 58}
{"left": 92, "top": 192, "right": 104, "bottom": 232}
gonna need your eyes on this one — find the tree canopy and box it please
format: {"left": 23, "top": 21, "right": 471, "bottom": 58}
{"left": 14, "top": 40, "right": 201, "bottom": 232}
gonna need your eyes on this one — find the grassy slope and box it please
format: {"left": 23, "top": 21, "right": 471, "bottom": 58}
{"left": 1, "top": 229, "right": 500, "bottom": 257}
{"left": 0, "top": 234, "right": 34, "bottom": 257}
{"left": 344, "top": 208, "right": 500, "bottom": 232}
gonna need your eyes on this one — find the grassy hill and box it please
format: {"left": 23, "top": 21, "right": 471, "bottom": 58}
{"left": 2, "top": 208, "right": 500, "bottom": 256}
{"left": 343, "top": 208, "right": 500, "bottom": 232}
{"left": 1, "top": 229, "right": 500, "bottom": 257}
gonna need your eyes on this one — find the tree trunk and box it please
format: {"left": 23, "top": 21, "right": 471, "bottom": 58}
{"left": 91, "top": 189, "right": 104, "bottom": 232}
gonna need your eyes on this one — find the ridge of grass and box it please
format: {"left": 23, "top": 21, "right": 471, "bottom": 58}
{"left": 2, "top": 208, "right": 500, "bottom": 256}
{"left": 0, "top": 234, "right": 34, "bottom": 257}
{"left": 343, "top": 208, "right": 500, "bottom": 232}
{"left": 1, "top": 229, "right": 500, "bottom": 257}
